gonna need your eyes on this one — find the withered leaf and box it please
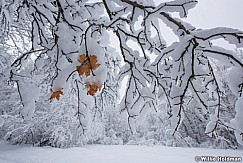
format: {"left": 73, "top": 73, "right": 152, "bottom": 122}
{"left": 77, "top": 64, "right": 90, "bottom": 76}
{"left": 89, "top": 55, "right": 100, "bottom": 70}
{"left": 85, "top": 82, "right": 102, "bottom": 96}
{"left": 50, "top": 88, "right": 63, "bottom": 101}
{"left": 78, "top": 54, "right": 86, "bottom": 63}
{"left": 77, "top": 54, "right": 100, "bottom": 77}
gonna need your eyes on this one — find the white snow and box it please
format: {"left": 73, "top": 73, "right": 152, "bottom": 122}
{"left": 18, "top": 82, "right": 40, "bottom": 120}
{"left": 193, "top": 27, "right": 243, "bottom": 48}
{"left": 154, "top": 0, "right": 198, "bottom": 18}
{"left": 0, "top": 141, "right": 242, "bottom": 163}
{"left": 205, "top": 121, "right": 216, "bottom": 134}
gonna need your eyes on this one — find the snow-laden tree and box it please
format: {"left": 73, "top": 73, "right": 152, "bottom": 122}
{"left": 1, "top": 0, "right": 243, "bottom": 146}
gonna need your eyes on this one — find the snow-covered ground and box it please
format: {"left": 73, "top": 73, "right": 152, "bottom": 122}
{"left": 0, "top": 141, "right": 242, "bottom": 163}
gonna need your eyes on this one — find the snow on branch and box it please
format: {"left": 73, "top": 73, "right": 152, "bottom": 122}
{"left": 149, "top": 0, "right": 198, "bottom": 18}
{"left": 194, "top": 27, "right": 243, "bottom": 48}
{"left": 101, "top": 0, "right": 243, "bottom": 141}
{"left": 2, "top": 0, "right": 243, "bottom": 145}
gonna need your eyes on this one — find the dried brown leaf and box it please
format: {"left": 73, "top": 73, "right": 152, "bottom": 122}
{"left": 76, "top": 54, "right": 100, "bottom": 77}
{"left": 50, "top": 88, "right": 63, "bottom": 101}
{"left": 85, "top": 82, "right": 102, "bottom": 96}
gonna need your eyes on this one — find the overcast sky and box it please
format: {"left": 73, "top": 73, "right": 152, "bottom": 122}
{"left": 185, "top": 0, "right": 243, "bottom": 30}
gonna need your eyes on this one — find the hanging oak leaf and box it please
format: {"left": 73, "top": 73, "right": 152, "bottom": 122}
{"left": 78, "top": 54, "right": 86, "bottom": 63}
{"left": 85, "top": 82, "right": 102, "bottom": 96}
{"left": 76, "top": 54, "right": 100, "bottom": 77}
{"left": 77, "top": 64, "right": 91, "bottom": 76}
{"left": 89, "top": 55, "right": 100, "bottom": 70}
{"left": 50, "top": 88, "right": 63, "bottom": 101}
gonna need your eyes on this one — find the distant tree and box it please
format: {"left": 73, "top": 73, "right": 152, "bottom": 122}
{"left": 0, "top": 0, "right": 243, "bottom": 146}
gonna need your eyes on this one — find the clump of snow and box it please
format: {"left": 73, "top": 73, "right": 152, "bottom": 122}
{"left": 18, "top": 82, "right": 40, "bottom": 120}
{"left": 98, "top": 28, "right": 111, "bottom": 48}
{"left": 52, "top": 63, "right": 77, "bottom": 94}
{"left": 56, "top": 22, "right": 80, "bottom": 54}
{"left": 205, "top": 121, "right": 216, "bottom": 135}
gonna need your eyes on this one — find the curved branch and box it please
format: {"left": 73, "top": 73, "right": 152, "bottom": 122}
{"left": 202, "top": 49, "right": 243, "bottom": 67}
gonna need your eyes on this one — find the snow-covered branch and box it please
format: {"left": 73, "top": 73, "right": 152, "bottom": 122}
{"left": 1, "top": 0, "right": 243, "bottom": 146}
